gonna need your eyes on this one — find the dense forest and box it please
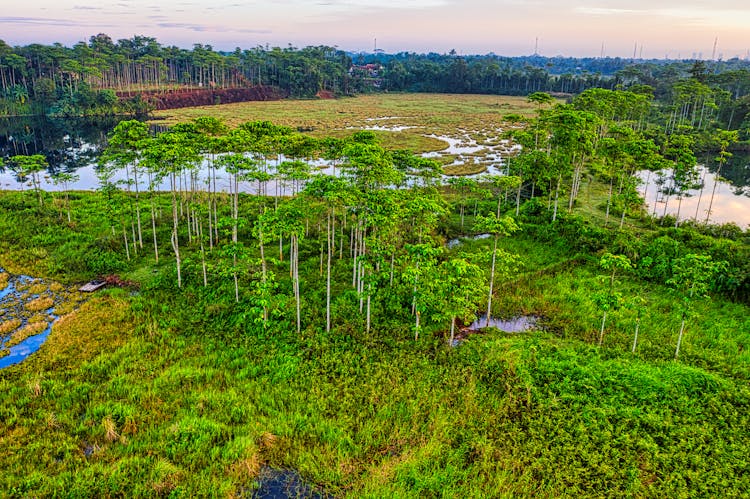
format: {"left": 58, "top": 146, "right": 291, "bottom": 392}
{"left": 4, "top": 33, "right": 750, "bottom": 141}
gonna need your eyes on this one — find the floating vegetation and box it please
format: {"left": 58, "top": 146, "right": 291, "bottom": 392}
{"left": 26, "top": 296, "right": 54, "bottom": 313}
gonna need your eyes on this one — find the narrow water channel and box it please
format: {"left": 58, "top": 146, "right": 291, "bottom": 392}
{"left": 0, "top": 268, "right": 84, "bottom": 369}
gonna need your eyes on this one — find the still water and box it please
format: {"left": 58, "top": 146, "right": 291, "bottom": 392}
{"left": 638, "top": 152, "right": 750, "bottom": 228}
{"left": 2, "top": 116, "right": 750, "bottom": 227}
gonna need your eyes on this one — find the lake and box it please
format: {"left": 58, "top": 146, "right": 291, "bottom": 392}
{"left": 2, "top": 116, "right": 750, "bottom": 227}
{"left": 638, "top": 151, "right": 750, "bottom": 228}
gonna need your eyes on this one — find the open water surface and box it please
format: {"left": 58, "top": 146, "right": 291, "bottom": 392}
{"left": 2, "top": 116, "right": 750, "bottom": 226}
{"left": 0, "top": 267, "right": 84, "bottom": 369}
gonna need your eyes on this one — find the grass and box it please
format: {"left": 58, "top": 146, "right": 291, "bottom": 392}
{"left": 152, "top": 93, "right": 537, "bottom": 133}
{"left": 443, "top": 162, "right": 489, "bottom": 176}
{"left": 1, "top": 96, "right": 749, "bottom": 495}
{"left": 152, "top": 93, "right": 536, "bottom": 165}
{"left": 4, "top": 321, "right": 47, "bottom": 349}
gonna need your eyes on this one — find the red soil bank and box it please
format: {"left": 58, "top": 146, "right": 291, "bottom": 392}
{"left": 116, "top": 86, "right": 288, "bottom": 110}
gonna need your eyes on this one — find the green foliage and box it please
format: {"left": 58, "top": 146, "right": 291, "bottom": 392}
{"left": 2, "top": 108, "right": 750, "bottom": 497}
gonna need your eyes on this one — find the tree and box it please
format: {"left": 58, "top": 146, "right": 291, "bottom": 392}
{"left": 436, "top": 257, "right": 485, "bottom": 346}
{"left": 667, "top": 254, "right": 726, "bottom": 360}
{"left": 595, "top": 253, "right": 632, "bottom": 346}
{"left": 447, "top": 176, "right": 477, "bottom": 228}
{"left": 275, "top": 200, "right": 306, "bottom": 334}
{"left": 8, "top": 154, "right": 47, "bottom": 207}
{"left": 303, "top": 175, "right": 351, "bottom": 333}
{"left": 102, "top": 120, "right": 149, "bottom": 249}
{"left": 404, "top": 243, "right": 442, "bottom": 340}
{"left": 216, "top": 153, "right": 256, "bottom": 302}
{"left": 527, "top": 91, "right": 554, "bottom": 113}
{"left": 140, "top": 131, "right": 200, "bottom": 288}
{"left": 541, "top": 107, "right": 600, "bottom": 220}
{"left": 51, "top": 171, "right": 79, "bottom": 222}
{"left": 663, "top": 133, "right": 698, "bottom": 227}
{"left": 705, "top": 129, "right": 739, "bottom": 224}
{"left": 473, "top": 213, "right": 521, "bottom": 327}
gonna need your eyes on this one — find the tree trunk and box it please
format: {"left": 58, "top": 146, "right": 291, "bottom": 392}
{"left": 326, "top": 210, "right": 332, "bottom": 333}
{"left": 122, "top": 225, "right": 131, "bottom": 261}
{"left": 415, "top": 310, "right": 420, "bottom": 341}
{"left": 605, "top": 177, "right": 613, "bottom": 226}
{"left": 675, "top": 315, "right": 686, "bottom": 360}
{"left": 486, "top": 235, "right": 498, "bottom": 327}
{"left": 199, "top": 218, "right": 207, "bottom": 287}
{"left": 632, "top": 318, "right": 640, "bottom": 353}
{"left": 151, "top": 198, "right": 159, "bottom": 263}
{"left": 705, "top": 163, "right": 722, "bottom": 224}
{"left": 598, "top": 311, "right": 607, "bottom": 346}
{"left": 133, "top": 165, "right": 143, "bottom": 248}
{"left": 293, "top": 234, "right": 301, "bottom": 334}
{"left": 171, "top": 173, "right": 182, "bottom": 288}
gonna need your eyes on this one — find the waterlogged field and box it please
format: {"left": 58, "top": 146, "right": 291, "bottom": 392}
{"left": 153, "top": 93, "right": 538, "bottom": 176}
{"left": 1, "top": 185, "right": 749, "bottom": 497}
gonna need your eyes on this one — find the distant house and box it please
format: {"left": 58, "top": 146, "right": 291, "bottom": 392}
{"left": 348, "top": 63, "right": 381, "bottom": 78}
{"left": 348, "top": 64, "right": 383, "bottom": 89}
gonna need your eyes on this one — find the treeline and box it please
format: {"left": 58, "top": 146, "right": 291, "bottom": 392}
{"left": 357, "top": 53, "right": 750, "bottom": 138}
{"left": 4, "top": 32, "right": 750, "bottom": 133}
{"left": 0, "top": 34, "right": 356, "bottom": 117}
{"left": 362, "top": 51, "right": 750, "bottom": 98}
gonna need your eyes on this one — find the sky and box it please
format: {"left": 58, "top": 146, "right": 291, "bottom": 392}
{"left": 1, "top": 0, "right": 750, "bottom": 59}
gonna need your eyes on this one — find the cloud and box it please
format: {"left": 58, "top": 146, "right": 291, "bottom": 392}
{"left": 574, "top": 7, "right": 640, "bottom": 16}
{"left": 156, "top": 22, "right": 272, "bottom": 34}
{"left": 72, "top": 5, "right": 102, "bottom": 10}
{"left": 0, "top": 16, "right": 82, "bottom": 27}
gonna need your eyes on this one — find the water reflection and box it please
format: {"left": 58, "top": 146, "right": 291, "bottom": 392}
{"left": 639, "top": 151, "right": 750, "bottom": 228}
{"left": 3, "top": 117, "right": 749, "bottom": 228}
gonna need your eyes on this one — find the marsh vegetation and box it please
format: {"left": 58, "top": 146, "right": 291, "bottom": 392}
{"left": 1, "top": 90, "right": 750, "bottom": 497}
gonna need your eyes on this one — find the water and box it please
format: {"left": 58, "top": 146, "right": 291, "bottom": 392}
{"left": 350, "top": 125, "right": 416, "bottom": 132}
{"left": 451, "top": 314, "right": 539, "bottom": 347}
{"left": 638, "top": 153, "right": 750, "bottom": 228}
{"left": 5, "top": 116, "right": 748, "bottom": 227}
{"left": 446, "top": 233, "right": 491, "bottom": 249}
{"left": 251, "top": 466, "right": 331, "bottom": 499}
{"left": 423, "top": 134, "right": 517, "bottom": 176}
{"left": 0, "top": 268, "right": 83, "bottom": 369}
{"left": 0, "top": 316, "right": 56, "bottom": 369}
{"left": 464, "top": 315, "right": 538, "bottom": 332}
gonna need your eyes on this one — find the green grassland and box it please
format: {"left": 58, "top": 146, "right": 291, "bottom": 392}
{"left": 153, "top": 93, "right": 537, "bottom": 165}
{"left": 152, "top": 93, "right": 537, "bottom": 133}
{"left": 1, "top": 92, "right": 749, "bottom": 497}
{"left": 1, "top": 184, "right": 749, "bottom": 497}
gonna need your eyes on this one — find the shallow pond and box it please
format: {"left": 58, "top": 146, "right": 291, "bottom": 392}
{"left": 464, "top": 314, "right": 539, "bottom": 332}
{"left": 452, "top": 315, "right": 539, "bottom": 347}
{"left": 0, "top": 268, "right": 85, "bottom": 369}
{"left": 251, "top": 466, "right": 331, "bottom": 499}
{"left": 446, "top": 233, "right": 492, "bottom": 249}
